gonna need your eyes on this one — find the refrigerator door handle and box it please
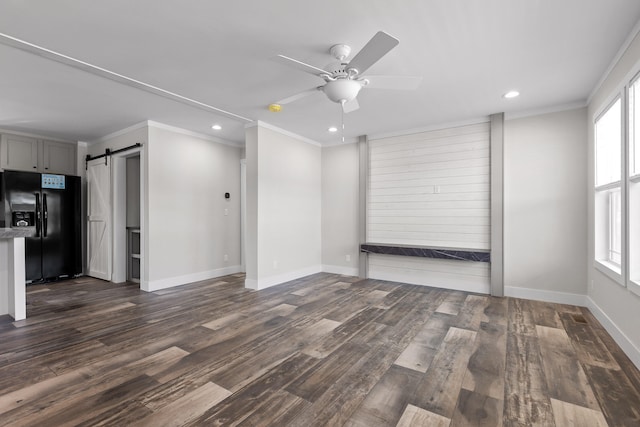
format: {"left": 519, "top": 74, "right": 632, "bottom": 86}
{"left": 35, "top": 193, "right": 41, "bottom": 238}
{"left": 43, "top": 193, "right": 48, "bottom": 237}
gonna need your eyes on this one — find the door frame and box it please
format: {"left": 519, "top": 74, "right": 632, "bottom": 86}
{"left": 111, "top": 147, "right": 145, "bottom": 288}
{"left": 240, "top": 159, "right": 246, "bottom": 273}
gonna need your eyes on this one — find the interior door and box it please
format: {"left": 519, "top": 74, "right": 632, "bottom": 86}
{"left": 87, "top": 158, "right": 112, "bottom": 281}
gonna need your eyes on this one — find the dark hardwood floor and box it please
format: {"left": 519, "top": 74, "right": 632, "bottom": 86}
{"left": 1, "top": 273, "right": 639, "bottom": 426}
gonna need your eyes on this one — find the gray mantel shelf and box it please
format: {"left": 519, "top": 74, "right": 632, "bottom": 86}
{"left": 360, "top": 243, "right": 491, "bottom": 263}
{"left": 0, "top": 228, "right": 32, "bottom": 239}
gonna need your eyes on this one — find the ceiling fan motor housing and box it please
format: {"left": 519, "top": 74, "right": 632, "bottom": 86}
{"left": 323, "top": 79, "right": 363, "bottom": 103}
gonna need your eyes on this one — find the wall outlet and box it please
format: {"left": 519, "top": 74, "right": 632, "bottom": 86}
{"left": 224, "top": 254, "right": 228, "bottom": 262}
{"left": 224, "top": 208, "right": 229, "bottom": 216}
{"left": 346, "top": 254, "right": 351, "bottom": 262}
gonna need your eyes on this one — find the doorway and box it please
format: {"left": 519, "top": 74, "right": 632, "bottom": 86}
{"left": 111, "top": 151, "right": 142, "bottom": 284}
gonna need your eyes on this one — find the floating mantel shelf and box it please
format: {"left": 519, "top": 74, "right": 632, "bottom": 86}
{"left": 360, "top": 243, "right": 490, "bottom": 263}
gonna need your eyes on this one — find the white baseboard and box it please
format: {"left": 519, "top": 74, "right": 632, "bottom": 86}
{"left": 245, "top": 265, "right": 323, "bottom": 290}
{"left": 586, "top": 297, "right": 640, "bottom": 370}
{"left": 143, "top": 265, "right": 242, "bottom": 292}
{"left": 504, "top": 286, "right": 588, "bottom": 306}
{"left": 370, "top": 271, "right": 490, "bottom": 295}
{"left": 322, "top": 264, "right": 359, "bottom": 277}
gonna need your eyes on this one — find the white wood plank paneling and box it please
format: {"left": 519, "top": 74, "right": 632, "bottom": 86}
{"left": 368, "top": 254, "right": 490, "bottom": 294}
{"left": 368, "top": 122, "right": 490, "bottom": 250}
{"left": 367, "top": 122, "right": 491, "bottom": 292}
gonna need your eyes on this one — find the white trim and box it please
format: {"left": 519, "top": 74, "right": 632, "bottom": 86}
{"left": 147, "top": 121, "right": 242, "bottom": 148}
{"left": 504, "top": 286, "right": 588, "bottom": 307}
{"left": 145, "top": 265, "right": 243, "bottom": 292}
{"left": 367, "top": 117, "right": 489, "bottom": 141}
{"left": 594, "top": 259, "right": 624, "bottom": 286}
{"left": 586, "top": 296, "right": 640, "bottom": 370}
{"left": 321, "top": 137, "right": 360, "bottom": 147}
{"left": 369, "top": 270, "right": 490, "bottom": 295}
{"left": 247, "top": 121, "right": 322, "bottom": 147}
{"left": 244, "top": 265, "right": 323, "bottom": 290}
{"left": 91, "top": 121, "right": 149, "bottom": 144}
{"left": 0, "top": 127, "right": 76, "bottom": 144}
{"left": 595, "top": 180, "right": 622, "bottom": 192}
{"left": 629, "top": 279, "right": 640, "bottom": 297}
{"left": 322, "top": 264, "right": 359, "bottom": 277}
{"left": 91, "top": 120, "right": 242, "bottom": 148}
{"left": 0, "top": 31, "right": 252, "bottom": 124}
{"left": 588, "top": 20, "right": 640, "bottom": 105}
{"left": 504, "top": 101, "right": 587, "bottom": 121}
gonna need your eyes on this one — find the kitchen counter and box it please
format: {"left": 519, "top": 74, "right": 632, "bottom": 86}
{"left": 0, "top": 228, "right": 28, "bottom": 321}
{"left": 0, "top": 228, "right": 32, "bottom": 239}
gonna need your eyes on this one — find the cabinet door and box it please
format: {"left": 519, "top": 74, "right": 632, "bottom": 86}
{"left": 0, "top": 134, "right": 38, "bottom": 171}
{"left": 42, "top": 140, "right": 76, "bottom": 175}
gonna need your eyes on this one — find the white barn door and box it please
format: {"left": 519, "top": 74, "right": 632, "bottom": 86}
{"left": 87, "top": 158, "right": 112, "bottom": 281}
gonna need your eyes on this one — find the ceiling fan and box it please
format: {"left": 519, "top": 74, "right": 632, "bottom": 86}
{"left": 273, "top": 31, "right": 422, "bottom": 113}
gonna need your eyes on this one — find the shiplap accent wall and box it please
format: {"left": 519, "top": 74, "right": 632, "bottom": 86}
{"left": 367, "top": 122, "right": 491, "bottom": 293}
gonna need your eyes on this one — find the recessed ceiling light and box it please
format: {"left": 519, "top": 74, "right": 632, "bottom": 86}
{"left": 211, "top": 124, "right": 222, "bottom": 130}
{"left": 328, "top": 127, "right": 338, "bottom": 132}
{"left": 503, "top": 90, "right": 520, "bottom": 99}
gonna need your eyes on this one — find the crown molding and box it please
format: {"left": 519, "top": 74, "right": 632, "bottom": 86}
{"left": 247, "top": 120, "right": 322, "bottom": 147}
{"left": 147, "top": 121, "right": 241, "bottom": 148}
{"left": 587, "top": 18, "right": 640, "bottom": 105}
{"left": 367, "top": 117, "right": 490, "bottom": 141}
{"left": 0, "top": 127, "right": 76, "bottom": 144}
{"left": 504, "top": 101, "right": 587, "bottom": 121}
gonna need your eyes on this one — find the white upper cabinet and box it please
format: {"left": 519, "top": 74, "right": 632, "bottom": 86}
{"left": 41, "top": 140, "right": 76, "bottom": 175}
{"left": 0, "top": 133, "right": 77, "bottom": 175}
{"left": 0, "top": 134, "right": 38, "bottom": 171}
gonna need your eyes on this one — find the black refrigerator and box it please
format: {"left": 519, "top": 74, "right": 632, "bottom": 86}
{"left": 2, "top": 170, "right": 81, "bottom": 283}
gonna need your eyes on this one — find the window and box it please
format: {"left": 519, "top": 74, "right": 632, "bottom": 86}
{"left": 594, "top": 98, "right": 622, "bottom": 277}
{"left": 595, "top": 74, "right": 640, "bottom": 294}
{"left": 629, "top": 77, "right": 640, "bottom": 290}
{"left": 608, "top": 188, "right": 621, "bottom": 266}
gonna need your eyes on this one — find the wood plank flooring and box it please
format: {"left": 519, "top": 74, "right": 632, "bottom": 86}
{"left": 0, "top": 273, "right": 639, "bottom": 426}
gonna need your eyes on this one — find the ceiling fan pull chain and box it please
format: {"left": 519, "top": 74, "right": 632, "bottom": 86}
{"left": 341, "top": 100, "right": 345, "bottom": 143}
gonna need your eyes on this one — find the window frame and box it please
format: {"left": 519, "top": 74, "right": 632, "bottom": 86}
{"left": 627, "top": 73, "right": 640, "bottom": 295}
{"left": 594, "top": 95, "right": 625, "bottom": 284}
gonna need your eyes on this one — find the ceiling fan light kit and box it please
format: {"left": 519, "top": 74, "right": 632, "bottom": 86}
{"left": 323, "top": 79, "right": 364, "bottom": 103}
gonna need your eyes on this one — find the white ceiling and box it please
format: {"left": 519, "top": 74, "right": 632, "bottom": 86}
{"left": 1, "top": 1, "right": 639, "bottom": 145}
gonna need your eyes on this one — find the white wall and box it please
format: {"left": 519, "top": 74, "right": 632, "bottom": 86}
{"left": 245, "top": 124, "right": 322, "bottom": 289}
{"left": 321, "top": 143, "right": 359, "bottom": 276}
{"left": 245, "top": 126, "right": 258, "bottom": 285}
{"left": 504, "top": 108, "right": 588, "bottom": 302}
{"left": 588, "top": 30, "right": 640, "bottom": 367}
{"left": 146, "top": 125, "right": 242, "bottom": 290}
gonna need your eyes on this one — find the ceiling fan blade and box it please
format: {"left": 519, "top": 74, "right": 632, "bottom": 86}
{"left": 346, "top": 31, "right": 399, "bottom": 75}
{"left": 274, "top": 55, "right": 331, "bottom": 77}
{"left": 342, "top": 98, "right": 360, "bottom": 113}
{"left": 276, "top": 87, "right": 321, "bottom": 105}
{"left": 364, "top": 75, "right": 423, "bottom": 90}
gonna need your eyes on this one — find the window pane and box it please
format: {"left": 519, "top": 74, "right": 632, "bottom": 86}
{"left": 609, "top": 188, "right": 622, "bottom": 265}
{"left": 631, "top": 80, "right": 640, "bottom": 176}
{"left": 595, "top": 98, "right": 622, "bottom": 186}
